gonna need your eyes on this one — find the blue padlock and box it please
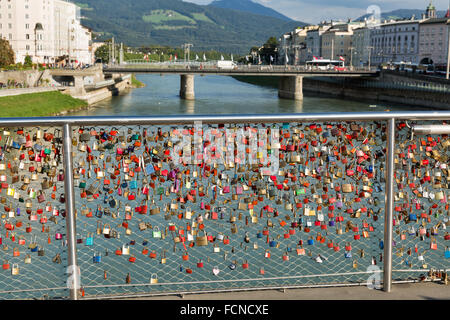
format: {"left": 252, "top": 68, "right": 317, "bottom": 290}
{"left": 269, "top": 240, "right": 277, "bottom": 248}
{"left": 93, "top": 253, "right": 101, "bottom": 263}
{"left": 129, "top": 180, "right": 138, "bottom": 189}
{"left": 445, "top": 249, "right": 450, "bottom": 259}
{"left": 86, "top": 234, "right": 94, "bottom": 246}
{"left": 146, "top": 164, "right": 155, "bottom": 175}
{"left": 256, "top": 232, "right": 262, "bottom": 239}
{"left": 379, "top": 240, "right": 384, "bottom": 250}
{"left": 409, "top": 213, "right": 417, "bottom": 221}
{"left": 307, "top": 238, "right": 314, "bottom": 245}
{"left": 16, "top": 208, "right": 20, "bottom": 216}
{"left": 329, "top": 220, "right": 335, "bottom": 227}
{"left": 367, "top": 165, "right": 373, "bottom": 173}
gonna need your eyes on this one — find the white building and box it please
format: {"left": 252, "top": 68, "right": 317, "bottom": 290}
{"left": 0, "top": 0, "right": 92, "bottom": 65}
{"left": 371, "top": 19, "right": 422, "bottom": 66}
{"left": 352, "top": 26, "right": 372, "bottom": 67}
{"left": 305, "top": 24, "right": 331, "bottom": 62}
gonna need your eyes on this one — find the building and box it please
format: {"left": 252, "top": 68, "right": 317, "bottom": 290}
{"left": 0, "top": 0, "right": 92, "bottom": 65}
{"left": 351, "top": 26, "right": 372, "bottom": 67}
{"left": 418, "top": 18, "right": 450, "bottom": 67}
{"left": 305, "top": 24, "right": 331, "bottom": 62}
{"left": 371, "top": 19, "right": 422, "bottom": 65}
{"left": 321, "top": 22, "right": 364, "bottom": 63}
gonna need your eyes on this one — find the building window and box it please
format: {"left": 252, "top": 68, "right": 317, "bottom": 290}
{"left": 26, "top": 34, "right": 29, "bottom": 40}
{"left": 25, "top": 24, "right": 29, "bottom": 29}
{"left": 26, "top": 45, "right": 30, "bottom": 50}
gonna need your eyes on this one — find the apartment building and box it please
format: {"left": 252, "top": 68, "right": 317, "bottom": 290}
{"left": 0, "top": 0, "right": 92, "bottom": 65}
{"left": 418, "top": 17, "right": 450, "bottom": 67}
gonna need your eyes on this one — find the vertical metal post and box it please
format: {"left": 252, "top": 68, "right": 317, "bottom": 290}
{"left": 383, "top": 118, "right": 395, "bottom": 292}
{"left": 63, "top": 124, "right": 80, "bottom": 300}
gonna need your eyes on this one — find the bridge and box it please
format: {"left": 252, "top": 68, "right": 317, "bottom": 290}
{"left": 104, "top": 62, "right": 379, "bottom": 100}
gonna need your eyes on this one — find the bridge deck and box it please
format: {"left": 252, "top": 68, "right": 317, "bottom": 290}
{"left": 104, "top": 66, "right": 379, "bottom": 77}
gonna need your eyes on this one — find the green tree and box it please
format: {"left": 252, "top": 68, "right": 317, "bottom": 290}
{"left": 264, "top": 36, "right": 279, "bottom": 47}
{"left": 24, "top": 55, "right": 33, "bottom": 67}
{"left": 0, "top": 39, "right": 15, "bottom": 67}
{"left": 94, "top": 42, "right": 110, "bottom": 63}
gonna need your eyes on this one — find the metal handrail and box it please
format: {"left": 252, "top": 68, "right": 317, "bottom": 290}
{"left": 0, "top": 112, "right": 449, "bottom": 127}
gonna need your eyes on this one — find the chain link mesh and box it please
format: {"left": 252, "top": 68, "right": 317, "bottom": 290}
{"left": 391, "top": 121, "right": 449, "bottom": 282}
{"left": 0, "top": 119, "right": 447, "bottom": 300}
{"left": 0, "top": 127, "right": 69, "bottom": 300}
{"left": 73, "top": 121, "right": 389, "bottom": 299}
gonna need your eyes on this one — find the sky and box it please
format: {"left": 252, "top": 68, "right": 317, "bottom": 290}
{"left": 183, "top": 0, "right": 449, "bottom": 24}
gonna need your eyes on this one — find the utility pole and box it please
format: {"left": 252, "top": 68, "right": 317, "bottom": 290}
{"left": 182, "top": 43, "right": 193, "bottom": 63}
{"left": 367, "top": 46, "right": 374, "bottom": 70}
{"left": 447, "top": 23, "right": 450, "bottom": 79}
{"left": 331, "top": 38, "right": 334, "bottom": 60}
{"left": 112, "top": 37, "right": 115, "bottom": 65}
{"left": 349, "top": 46, "right": 354, "bottom": 69}
{"left": 120, "top": 43, "right": 124, "bottom": 65}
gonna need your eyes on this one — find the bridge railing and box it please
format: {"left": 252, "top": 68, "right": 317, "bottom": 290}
{"left": 0, "top": 112, "right": 448, "bottom": 300}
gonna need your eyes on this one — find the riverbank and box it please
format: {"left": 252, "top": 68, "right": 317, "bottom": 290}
{"left": 131, "top": 74, "right": 146, "bottom": 88}
{"left": 233, "top": 74, "right": 450, "bottom": 109}
{"left": 0, "top": 91, "right": 88, "bottom": 117}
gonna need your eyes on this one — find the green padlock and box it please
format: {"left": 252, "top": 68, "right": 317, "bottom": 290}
{"left": 152, "top": 226, "right": 161, "bottom": 238}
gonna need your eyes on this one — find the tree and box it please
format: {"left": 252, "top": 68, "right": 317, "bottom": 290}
{"left": 94, "top": 42, "right": 111, "bottom": 63}
{"left": 265, "top": 36, "right": 279, "bottom": 47}
{"left": 24, "top": 55, "right": 32, "bottom": 67}
{"left": 0, "top": 39, "right": 15, "bottom": 67}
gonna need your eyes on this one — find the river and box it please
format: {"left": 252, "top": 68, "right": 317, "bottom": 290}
{"left": 71, "top": 74, "right": 438, "bottom": 116}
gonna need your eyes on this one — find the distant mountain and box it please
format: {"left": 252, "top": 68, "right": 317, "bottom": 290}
{"left": 209, "top": 0, "right": 292, "bottom": 22}
{"left": 357, "top": 9, "right": 448, "bottom": 21}
{"left": 77, "top": 0, "right": 306, "bottom": 54}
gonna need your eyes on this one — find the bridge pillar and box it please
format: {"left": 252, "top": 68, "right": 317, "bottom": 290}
{"left": 180, "top": 74, "right": 195, "bottom": 100}
{"left": 278, "top": 76, "right": 303, "bottom": 100}
{"left": 73, "top": 76, "right": 86, "bottom": 96}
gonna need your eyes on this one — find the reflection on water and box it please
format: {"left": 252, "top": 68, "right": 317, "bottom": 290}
{"left": 71, "top": 74, "right": 439, "bottom": 117}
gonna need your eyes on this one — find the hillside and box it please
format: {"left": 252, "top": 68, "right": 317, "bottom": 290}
{"left": 357, "top": 9, "right": 447, "bottom": 21}
{"left": 77, "top": 0, "right": 306, "bottom": 54}
{"left": 209, "top": 0, "right": 292, "bottom": 22}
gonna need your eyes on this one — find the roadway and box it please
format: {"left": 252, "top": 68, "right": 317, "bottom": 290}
{"left": 104, "top": 64, "right": 380, "bottom": 78}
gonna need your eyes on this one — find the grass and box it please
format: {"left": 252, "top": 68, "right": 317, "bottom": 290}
{"left": 153, "top": 25, "right": 196, "bottom": 30}
{"left": 191, "top": 13, "right": 215, "bottom": 24}
{"left": 143, "top": 10, "right": 196, "bottom": 24}
{"left": 0, "top": 91, "right": 88, "bottom": 117}
{"left": 131, "top": 74, "right": 145, "bottom": 88}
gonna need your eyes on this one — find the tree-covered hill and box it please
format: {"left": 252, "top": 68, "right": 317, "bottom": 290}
{"left": 77, "top": 0, "right": 306, "bottom": 54}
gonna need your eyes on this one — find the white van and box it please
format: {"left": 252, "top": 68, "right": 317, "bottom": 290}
{"left": 217, "top": 60, "right": 237, "bottom": 70}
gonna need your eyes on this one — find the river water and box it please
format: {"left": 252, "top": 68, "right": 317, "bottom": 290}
{"left": 71, "top": 74, "right": 438, "bottom": 116}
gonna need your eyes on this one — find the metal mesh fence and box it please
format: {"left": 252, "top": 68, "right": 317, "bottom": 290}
{"left": 72, "top": 121, "right": 389, "bottom": 298}
{"left": 391, "top": 121, "right": 449, "bottom": 282}
{"left": 0, "top": 118, "right": 447, "bottom": 300}
{"left": 0, "top": 127, "right": 69, "bottom": 300}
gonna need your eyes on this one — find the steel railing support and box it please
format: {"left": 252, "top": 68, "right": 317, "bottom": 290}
{"left": 383, "top": 118, "right": 396, "bottom": 292}
{"left": 63, "top": 123, "right": 80, "bottom": 300}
